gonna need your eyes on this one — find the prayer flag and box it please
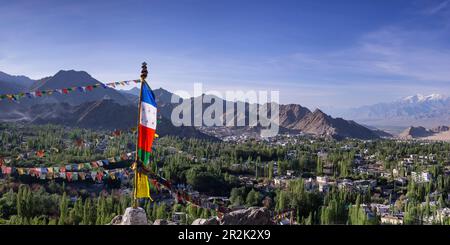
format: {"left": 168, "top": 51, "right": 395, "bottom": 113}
{"left": 36, "top": 150, "right": 45, "bottom": 158}
{"left": 137, "top": 81, "right": 157, "bottom": 166}
{"left": 135, "top": 172, "right": 152, "bottom": 199}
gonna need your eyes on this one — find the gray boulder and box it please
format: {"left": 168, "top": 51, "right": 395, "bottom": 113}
{"left": 114, "top": 207, "right": 148, "bottom": 225}
{"left": 220, "top": 207, "right": 272, "bottom": 225}
{"left": 110, "top": 215, "right": 123, "bottom": 225}
{"left": 192, "top": 218, "right": 220, "bottom": 225}
{"left": 191, "top": 218, "right": 207, "bottom": 225}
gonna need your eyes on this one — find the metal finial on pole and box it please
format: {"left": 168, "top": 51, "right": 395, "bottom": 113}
{"left": 141, "top": 62, "right": 148, "bottom": 81}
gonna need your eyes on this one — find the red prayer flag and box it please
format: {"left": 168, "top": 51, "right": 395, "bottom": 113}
{"left": 36, "top": 150, "right": 45, "bottom": 158}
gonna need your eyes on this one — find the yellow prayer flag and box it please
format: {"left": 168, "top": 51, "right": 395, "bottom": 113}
{"left": 135, "top": 172, "right": 152, "bottom": 200}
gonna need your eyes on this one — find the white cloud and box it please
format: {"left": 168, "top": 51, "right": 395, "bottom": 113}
{"left": 358, "top": 27, "right": 450, "bottom": 82}
{"left": 422, "top": 0, "right": 450, "bottom": 15}
{"left": 264, "top": 24, "right": 450, "bottom": 85}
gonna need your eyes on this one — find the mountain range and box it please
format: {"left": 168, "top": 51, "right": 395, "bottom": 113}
{"left": 28, "top": 70, "right": 130, "bottom": 106}
{"left": 147, "top": 88, "right": 382, "bottom": 140}
{"left": 0, "top": 71, "right": 35, "bottom": 93}
{"left": 333, "top": 94, "right": 450, "bottom": 129}
{"left": 1, "top": 69, "right": 390, "bottom": 140}
{"left": 0, "top": 70, "right": 216, "bottom": 140}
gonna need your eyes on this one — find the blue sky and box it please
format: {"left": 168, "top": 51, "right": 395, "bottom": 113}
{"left": 1, "top": 0, "right": 450, "bottom": 109}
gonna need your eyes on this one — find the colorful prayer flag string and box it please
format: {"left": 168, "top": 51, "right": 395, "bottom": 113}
{"left": 0, "top": 80, "right": 141, "bottom": 102}
{"left": 1, "top": 151, "right": 232, "bottom": 216}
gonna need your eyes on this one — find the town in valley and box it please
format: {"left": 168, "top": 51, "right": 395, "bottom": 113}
{"left": 1, "top": 121, "right": 449, "bottom": 225}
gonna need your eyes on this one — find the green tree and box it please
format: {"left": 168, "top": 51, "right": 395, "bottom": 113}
{"left": 58, "top": 192, "right": 69, "bottom": 225}
{"left": 245, "top": 189, "right": 261, "bottom": 207}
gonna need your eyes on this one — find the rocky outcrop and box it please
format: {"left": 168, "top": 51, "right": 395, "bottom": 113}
{"left": 110, "top": 215, "right": 123, "bottom": 225}
{"left": 220, "top": 207, "right": 272, "bottom": 225}
{"left": 111, "top": 207, "right": 149, "bottom": 225}
{"left": 290, "top": 109, "right": 379, "bottom": 140}
{"left": 192, "top": 207, "right": 273, "bottom": 225}
{"left": 397, "top": 125, "right": 450, "bottom": 141}
{"left": 112, "top": 207, "right": 273, "bottom": 225}
{"left": 192, "top": 218, "right": 220, "bottom": 225}
{"left": 278, "top": 104, "right": 311, "bottom": 128}
{"left": 192, "top": 218, "right": 207, "bottom": 225}
{"left": 399, "top": 126, "right": 433, "bottom": 139}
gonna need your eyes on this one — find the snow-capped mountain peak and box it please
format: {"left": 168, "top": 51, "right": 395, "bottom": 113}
{"left": 402, "top": 93, "right": 446, "bottom": 103}
{"left": 330, "top": 93, "right": 450, "bottom": 128}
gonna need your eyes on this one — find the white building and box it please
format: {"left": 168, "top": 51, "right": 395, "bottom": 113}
{"left": 381, "top": 214, "right": 403, "bottom": 225}
{"left": 411, "top": 171, "right": 432, "bottom": 183}
{"left": 316, "top": 176, "right": 329, "bottom": 183}
{"left": 273, "top": 177, "right": 289, "bottom": 187}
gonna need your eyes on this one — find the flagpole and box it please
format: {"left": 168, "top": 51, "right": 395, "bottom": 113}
{"left": 133, "top": 62, "right": 148, "bottom": 208}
